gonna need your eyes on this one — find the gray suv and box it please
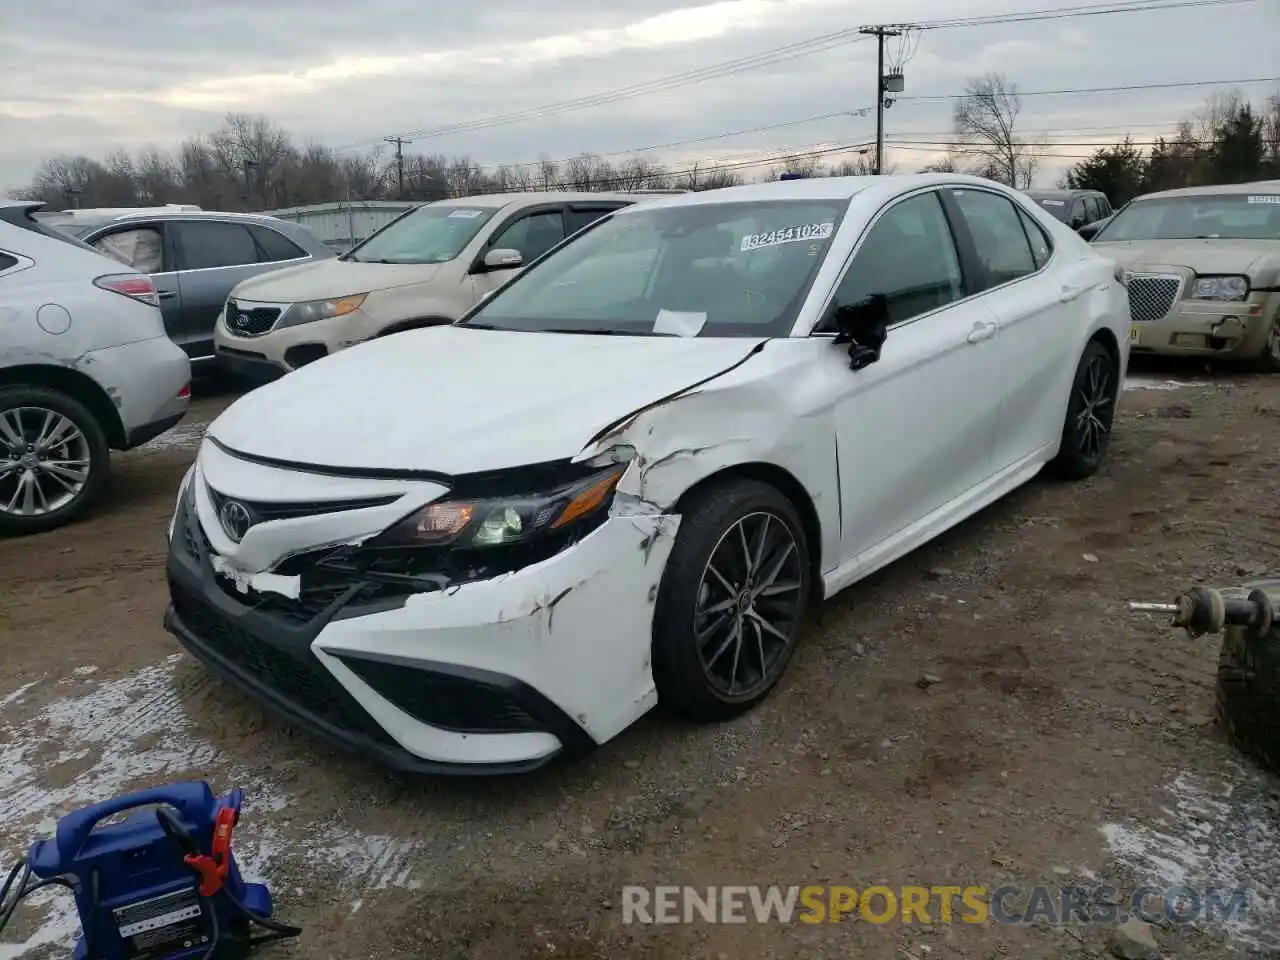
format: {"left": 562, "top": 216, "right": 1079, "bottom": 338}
{"left": 1025, "top": 189, "right": 1113, "bottom": 232}
{"left": 45, "top": 209, "right": 333, "bottom": 366}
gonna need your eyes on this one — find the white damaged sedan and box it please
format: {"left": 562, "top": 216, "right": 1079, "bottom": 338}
{"left": 166, "top": 174, "right": 1130, "bottom": 774}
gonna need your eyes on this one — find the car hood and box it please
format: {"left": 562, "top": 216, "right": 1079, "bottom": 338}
{"left": 1092, "top": 239, "right": 1280, "bottom": 277}
{"left": 230, "top": 258, "right": 443, "bottom": 302}
{"left": 206, "top": 326, "right": 768, "bottom": 475}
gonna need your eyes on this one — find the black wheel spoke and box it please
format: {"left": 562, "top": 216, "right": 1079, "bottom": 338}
{"left": 694, "top": 510, "right": 805, "bottom": 699}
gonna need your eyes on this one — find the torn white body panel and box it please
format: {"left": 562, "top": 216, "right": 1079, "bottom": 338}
{"left": 313, "top": 514, "right": 678, "bottom": 762}
{"left": 210, "top": 554, "right": 300, "bottom": 600}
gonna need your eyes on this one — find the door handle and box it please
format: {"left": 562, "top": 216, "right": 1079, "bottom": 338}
{"left": 1059, "top": 284, "right": 1087, "bottom": 303}
{"left": 966, "top": 320, "right": 997, "bottom": 343}
{"left": 157, "top": 290, "right": 177, "bottom": 300}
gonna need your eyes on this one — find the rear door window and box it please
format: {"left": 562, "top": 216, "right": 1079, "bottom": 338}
{"left": 1016, "top": 207, "right": 1052, "bottom": 269}
{"left": 91, "top": 226, "right": 165, "bottom": 273}
{"left": 249, "top": 224, "right": 307, "bottom": 262}
{"left": 949, "top": 188, "right": 1037, "bottom": 290}
{"left": 174, "top": 221, "right": 261, "bottom": 270}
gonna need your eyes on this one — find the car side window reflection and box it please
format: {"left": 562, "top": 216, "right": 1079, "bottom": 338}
{"left": 820, "top": 191, "right": 964, "bottom": 330}
{"left": 950, "top": 189, "right": 1038, "bottom": 291}
{"left": 491, "top": 210, "right": 566, "bottom": 264}
{"left": 93, "top": 227, "right": 164, "bottom": 274}
{"left": 1016, "top": 207, "right": 1052, "bottom": 269}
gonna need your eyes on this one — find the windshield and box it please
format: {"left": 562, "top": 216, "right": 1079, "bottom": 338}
{"left": 1095, "top": 193, "right": 1280, "bottom": 242}
{"left": 459, "top": 199, "right": 849, "bottom": 338}
{"left": 1029, "top": 196, "right": 1071, "bottom": 222}
{"left": 343, "top": 204, "right": 497, "bottom": 264}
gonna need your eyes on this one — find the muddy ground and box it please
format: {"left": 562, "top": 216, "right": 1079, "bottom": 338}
{"left": 2, "top": 364, "right": 1278, "bottom": 960}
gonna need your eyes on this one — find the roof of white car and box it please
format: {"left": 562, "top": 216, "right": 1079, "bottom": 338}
{"left": 614, "top": 173, "right": 1013, "bottom": 212}
{"left": 1131, "top": 179, "right": 1280, "bottom": 202}
{"left": 430, "top": 191, "right": 653, "bottom": 208}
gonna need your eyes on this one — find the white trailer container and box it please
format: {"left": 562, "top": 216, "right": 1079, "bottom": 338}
{"left": 261, "top": 201, "right": 418, "bottom": 253}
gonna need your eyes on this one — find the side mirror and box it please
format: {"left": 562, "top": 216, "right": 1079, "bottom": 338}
{"left": 1077, "top": 222, "right": 1100, "bottom": 241}
{"left": 1070, "top": 217, "right": 1084, "bottom": 230}
{"left": 829, "top": 293, "right": 890, "bottom": 371}
{"left": 482, "top": 248, "right": 522, "bottom": 271}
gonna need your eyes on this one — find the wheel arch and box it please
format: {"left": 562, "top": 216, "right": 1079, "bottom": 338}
{"left": 1088, "top": 325, "right": 1121, "bottom": 379}
{"left": 670, "top": 460, "right": 825, "bottom": 603}
{"left": 0, "top": 364, "right": 126, "bottom": 448}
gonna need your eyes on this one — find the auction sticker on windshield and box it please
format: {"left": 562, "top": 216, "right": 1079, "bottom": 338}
{"left": 449, "top": 209, "right": 485, "bottom": 218}
{"left": 1246, "top": 196, "right": 1280, "bottom": 204}
{"left": 741, "top": 222, "right": 834, "bottom": 252}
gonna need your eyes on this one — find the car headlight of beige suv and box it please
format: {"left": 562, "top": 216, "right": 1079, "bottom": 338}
{"left": 1192, "top": 275, "right": 1249, "bottom": 301}
{"left": 277, "top": 293, "right": 368, "bottom": 329}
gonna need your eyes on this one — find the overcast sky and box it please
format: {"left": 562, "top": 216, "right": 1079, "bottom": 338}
{"left": 1, "top": 0, "right": 1276, "bottom": 191}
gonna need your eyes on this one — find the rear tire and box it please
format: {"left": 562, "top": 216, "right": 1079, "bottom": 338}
{"left": 652, "top": 478, "right": 812, "bottom": 722}
{"left": 0, "top": 386, "right": 111, "bottom": 536}
{"left": 1046, "top": 339, "right": 1117, "bottom": 481}
{"left": 1216, "top": 623, "right": 1280, "bottom": 776}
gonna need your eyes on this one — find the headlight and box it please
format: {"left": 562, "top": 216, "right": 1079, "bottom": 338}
{"left": 374, "top": 464, "right": 626, "bottom": 548}
{"left": 277, "top": 294, "right": 368, "bottom": 329}
{"left": 1192, "top": 275, "right": 1249, "bottom": 301}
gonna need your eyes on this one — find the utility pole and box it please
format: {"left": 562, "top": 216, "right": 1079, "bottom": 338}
{"left": 859, "top": 26, "right": 902, "bottom": 175}
{"left": 384, "top": 136, "right": 411, "bottom": 198}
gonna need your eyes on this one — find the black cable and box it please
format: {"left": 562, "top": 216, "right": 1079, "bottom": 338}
{"left": 198, "top": 894, "right": 222, "bottom": 960}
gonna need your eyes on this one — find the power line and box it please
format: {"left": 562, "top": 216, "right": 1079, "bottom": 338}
{"left": 897, "top": 75, "right": 1279, "bottom": 101}
{"left": 342, "top": 0, "right": 1259, "bottom": 151}
{"left": 334, "top": 30, "right": 875, "bottom": 150}
{"left": 907, "top": 0, "right": 1258, "bottom": 29}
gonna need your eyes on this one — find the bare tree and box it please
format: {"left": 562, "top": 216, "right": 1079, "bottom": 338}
{"left": 952, "top": 73, "right": 1040, "bottom": 188}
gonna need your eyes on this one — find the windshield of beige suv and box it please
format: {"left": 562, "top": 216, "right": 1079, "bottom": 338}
{"left": 342, "top": 204, "right": 497, "bottom": 264}
{"left": 458, "top": 199, "right": 848, "bottom": 338}
{"left": 1095, "top": 193, "right": 1280, "bottom": 242}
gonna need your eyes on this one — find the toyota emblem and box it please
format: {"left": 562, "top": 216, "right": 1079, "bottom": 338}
{"left": 218, "top": 499, "right": 254, "bottom": 543}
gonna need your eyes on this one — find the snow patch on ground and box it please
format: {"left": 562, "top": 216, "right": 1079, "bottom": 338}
{"left": 1122, "top": 375, "right": 1195, "bottom": 392}
{"left": 135, "top": 419, "right": 208, "bottom": 452}
{"left": 0, "top": 657, "right": 422, "bottom": 958}
{"left": 1101, "top": 766, "right": 1280, "bottom": 951}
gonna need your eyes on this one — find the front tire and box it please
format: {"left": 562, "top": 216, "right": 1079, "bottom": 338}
{"left": 0, "top": 386, "right": 111, "bottom": 536}
{"left": 1046, "top": 339, "right": 1117, "bottom": 481}
{"left": 652, "top": 478, "right": 812, "bottom": 722}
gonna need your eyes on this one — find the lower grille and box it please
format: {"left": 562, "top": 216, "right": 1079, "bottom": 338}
{"left": 337, "top": 656, "right": 542, "bottom": 734}
{"left": 1127, "top": 274, "right": 1180, "bottom": 325}
{"left": 170, "top": 581, "right": 396, "bottom": 746}
{"left": 225, "top": 302, "right": 282, "bottom": 337}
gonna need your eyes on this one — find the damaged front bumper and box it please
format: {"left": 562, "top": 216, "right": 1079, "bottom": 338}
{"left": 164, "top": 478, "right": 679, "bottom": 774}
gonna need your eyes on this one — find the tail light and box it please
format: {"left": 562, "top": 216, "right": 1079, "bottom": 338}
{"left": 177, "top": 382, "right": 192, "bottom": 400}
{"left": 95, "top": 273, "right": 159, "bottom": 306}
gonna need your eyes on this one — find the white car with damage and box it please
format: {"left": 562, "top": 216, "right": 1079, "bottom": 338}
{"left": 164, "top": 174, "right": 1130, "bottom": 773}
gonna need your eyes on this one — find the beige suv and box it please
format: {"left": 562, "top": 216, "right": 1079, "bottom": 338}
{"left": 213, "top": 192, "right": 644, "bottom": 378}
{"left": 1092, "top": 180, "right": 1280, "bottom": 371}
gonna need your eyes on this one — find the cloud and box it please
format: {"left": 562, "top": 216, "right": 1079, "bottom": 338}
{"left": 1, "top": 0, "right": 1276, "bottom": 190}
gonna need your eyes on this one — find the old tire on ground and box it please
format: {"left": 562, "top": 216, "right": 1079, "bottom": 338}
{"left": 652, "top": 477, "right": 812, "bottom": 722}
{"left": 1046, "top": 339, "right": 1118, "bottom": 481}
{"left": 0, "top": 385, "right": 111, "bottom": 537}
{"left": 1216, "top": 621, "right": 1280, "bottom": 776}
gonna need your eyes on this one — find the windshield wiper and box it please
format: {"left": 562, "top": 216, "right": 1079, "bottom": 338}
{"left": 542, "top": 327, "right": 676, "bottom": 337}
